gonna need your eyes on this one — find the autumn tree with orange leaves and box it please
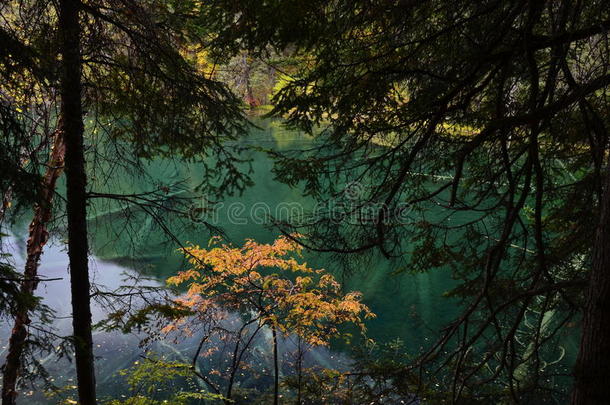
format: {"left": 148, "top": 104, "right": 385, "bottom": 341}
{"left": 164, "top": 235, "right": 375, "bottom": 404}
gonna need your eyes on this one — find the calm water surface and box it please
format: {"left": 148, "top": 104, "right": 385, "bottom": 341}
{"left": 3, "top": 119, "right": 533, "bottom": 403}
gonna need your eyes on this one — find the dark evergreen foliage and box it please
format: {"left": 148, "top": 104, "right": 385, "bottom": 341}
{"left": 199, "top": 1, "right": 610, "bottom": 402}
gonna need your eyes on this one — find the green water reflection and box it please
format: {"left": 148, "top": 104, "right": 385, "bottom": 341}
{"left": 87, "top": 119, "right": 458, "bottom": 351}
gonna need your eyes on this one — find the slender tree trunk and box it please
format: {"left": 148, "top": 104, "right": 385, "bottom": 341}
{"left": 242, "top": 53, "right": 256, "bottom": 107}
{"left": 271, "top": 324, "right": 279, "bottom": 405}
{"left": 0, "top": 188, "right": 12, "bottom": 224}
{"left": 1, "top": 130, "right": 65, "bottom": 405}
{"left": 572, "top": 160, "right": 610, "bottom": 405}
{"left": 1, "top": 146, "right": 29, "bottom": 225}
{"left": 225, "top": 339, "right": 240, "bottom": 404}
{"left": 59, "top": 1, "right": 96, "bottom": 404}
{"left": 296, "top": 338, "right": 303, "bottom": 405}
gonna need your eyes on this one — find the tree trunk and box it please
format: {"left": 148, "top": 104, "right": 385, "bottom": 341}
{"left": 242, "top": 53, "right": 257, "bottom": 108}
{"left": 0, "top": 188, "right": 12, "bottom": 224}
{"left": 572, "top": 160, "right": 610, "bottom": 405}
{"left": 1, "top": 130, "right": 65, "bottom": 405}
{"left": 58, "top": 1, "right": 97, "bottom": 404}
{"left": 271, "top": 324, "right": 279, "bottom": 405}
{"left": 296, "top": 338, "right": 303, "bottom": 405}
